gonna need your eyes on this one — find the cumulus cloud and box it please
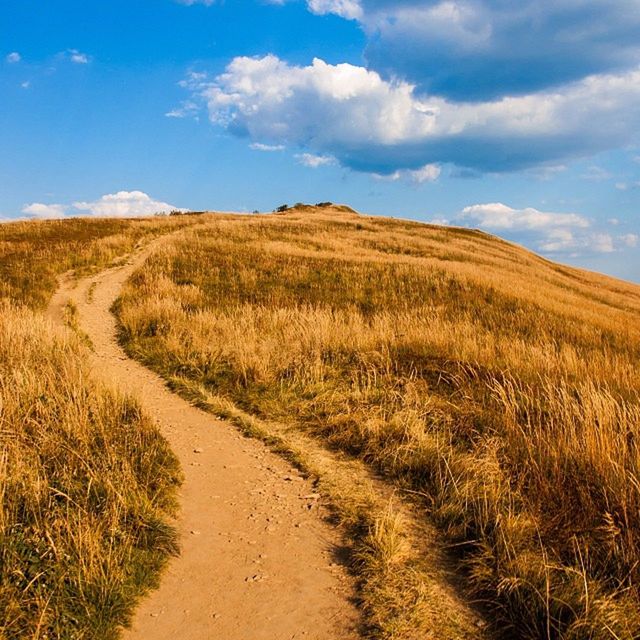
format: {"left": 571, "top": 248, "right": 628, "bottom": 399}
{"left": 307, "top": 0, "right": 640, "bottom": 101}
{"left": 460, "top": 203, "right": 589, "bottom": 231}
{"left": 22, "top": 203, "right": 67, "bottom": 219}
{"left": 18, "top": 192, "right": 185, "bottom": 221}
{"left": 6, "top": 52, "right": 21, "bottom": 63}
{"left": 187, "top": 55, "right": 640, "bottom": 174}
{"left": 457, "top": 202, "right": 638, "bottom": 255}
{"left": 73, "top": 191, "right": 185, "bottom": 217}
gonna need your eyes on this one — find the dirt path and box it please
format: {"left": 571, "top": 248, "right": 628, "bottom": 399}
{"left": 48, "top": 239, "right": 361, "bottom": 640}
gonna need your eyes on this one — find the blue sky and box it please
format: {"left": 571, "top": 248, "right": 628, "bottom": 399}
{"left": 1, "top": 0, "right": 639, "bottom": 281}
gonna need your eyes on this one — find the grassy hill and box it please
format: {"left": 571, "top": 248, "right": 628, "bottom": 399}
{"left": 115, "top": 205, "right": 640, "bottom": 639}
{"left": 1, "top": 206, "right": 639, "bottom": 639}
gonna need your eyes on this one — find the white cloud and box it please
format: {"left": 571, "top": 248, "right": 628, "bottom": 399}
{"left": 22, "top": 203, "right": 67, "bottom": 219}
{"left": 307, "top": 0, "right": 362, "bottom": 20}
{"left": 458, "top": 202, "right": 619, "bottom": 255}
{"left": 67, "top": 49, "right": 90, "bottom": 64}
{"left": 21, "top": 81, "right": 30, "bottom": 89}
{"left": 6, "top": 52, "right": 21, "bottom": 63}
{"left": 587, "top": 233, "right": 616, "bottom": 254}
{"left": 403, "top": 163, "right": 441, "bottom": 183}
{"left": 376, "top": 163, "right": 441, "bottom": 184}
{"left": 73, "top": 191, "right": 185, "bottom": 217}
{"left": 460, "top": 203, "right": 589, "bottom": 231}
{"left": 608, "top": 218, "right": 620, "bottom": 226}
{"left": 620, "top": 233, "right": 639, "bottom": 248}
{"left": 309, "top": 1, "right": 640, "bottom": 102}
{"left": 295, "top": 153, "right": 335, "bottom": 168}
{"left": 165, "top": 101, "right": 200, "bottom": 119}
{"left": 178, "top": 71, "right": 207, "bottom": 88}
{"left": 537, "top": 228, "right": 580, "bottom": 253}
{"left": 191, "top": 55, "right": 640, "bottom": 174}
{"left": 428, "top": 217, "right": 450, "bottom": 226}
{"left": 18, "top": 192, "right": 185, "bottom": 221}
{"left": 529, "top": 164, "right": 567, "bottom": 181}
{"left": 250, "top": 142, "right": 286, "bottom": 152}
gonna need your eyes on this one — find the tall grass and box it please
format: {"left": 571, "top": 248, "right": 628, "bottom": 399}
{"left": 0, "top": 305, "right": 181, "bottom": 638}
{"left": 117, "top": 206, "right": 640, "bottom": 638}
{"left": 0, "top": 215, "right": 199, "bottom": 308}
{"left": 0, "top": 215, "right": 198, "bottom": 638}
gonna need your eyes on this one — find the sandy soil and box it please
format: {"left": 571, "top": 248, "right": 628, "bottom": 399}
{"left": 48, "top": 239, "right": 361, "bottom": 640}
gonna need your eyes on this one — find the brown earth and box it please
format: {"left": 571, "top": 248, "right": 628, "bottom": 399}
{"left": 47, "top": 237, "right": 361, "bottom": 640}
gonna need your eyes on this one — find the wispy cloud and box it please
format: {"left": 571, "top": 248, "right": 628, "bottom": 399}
{"left": 615, "top": 181, "right": 640, "bottom": 191}
{"left": 66, "top": 49, "right": 90, "bottom": 64}
{"left": 295, "top": 153, "right": 335, "bottom": 168}
{"left": 6, "top": 52, "right": 21, "bottom": 63}
{"left": 581, "top": 166, "right": 613, "bottom": 182}
{"left": 250, "top": 142, "right": 286, "bottom": 152}
{"left": 376, "top": 164, "right": 441, "bottom": 184}
{"left": 165, "top": 101, "right": 200, "bottom": 119}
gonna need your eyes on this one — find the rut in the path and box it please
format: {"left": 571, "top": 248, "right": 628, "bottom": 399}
{"left": 48, "top": 239, "right": 361, "bottom": 640}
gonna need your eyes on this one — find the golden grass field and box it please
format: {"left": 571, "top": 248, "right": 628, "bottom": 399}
{"left": 114, "top": 204, "right": 640, "bottom": 639}
{"left": 0, "top": 215, "right": 199, "bottom": 638}
{"left": 2, "top": 205, "right": 640, "bottom": 639}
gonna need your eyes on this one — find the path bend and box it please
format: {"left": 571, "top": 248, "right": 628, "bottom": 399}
{"left": 48, "top": 238, "right": 360, "bottom": 640}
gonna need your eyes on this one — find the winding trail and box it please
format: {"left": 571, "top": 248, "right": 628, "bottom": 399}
{"left": 47, "top": 237, "right": 360, "bottom": 640}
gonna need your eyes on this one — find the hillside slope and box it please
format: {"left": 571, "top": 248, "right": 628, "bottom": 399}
{"left": 116, "top": 204, "right": 640, "bottom": 639}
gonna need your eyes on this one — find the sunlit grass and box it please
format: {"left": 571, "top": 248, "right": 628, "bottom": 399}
{"left": 117, "top": 205, "right": 640, "bottom": 639}
{"left": 0, "top": 305, "right": 182, "bottom": 638}
{"left": 0, "top": 215, "right": 199, "bottom": 638}
{"left": 0, "top": 215, "right": 199, "bottom": 308}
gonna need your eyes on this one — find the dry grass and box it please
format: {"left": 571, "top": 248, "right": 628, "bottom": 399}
{"left": 0, "top": 215, "right": 199, "bottom": 308}
{"left": 116, "top": 205, "right": 640, "bottom": 639}
{"left": 0, "top": 215, "right": 200, "bottom": 638}
{"left": 166, "top": 374, "right": 485, "bottom": 639}
{"left": 0, "top": 305, "right": 181, "bottom": 638}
